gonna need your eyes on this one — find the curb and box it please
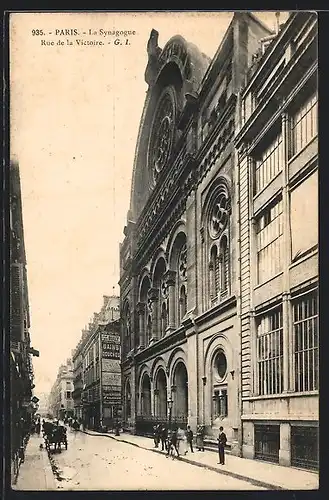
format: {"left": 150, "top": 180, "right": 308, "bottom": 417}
{"left": 80, "top": 430, "right": 283, "bottom": 490}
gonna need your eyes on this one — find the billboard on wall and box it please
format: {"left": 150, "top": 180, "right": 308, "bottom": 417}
{"left": 102, "top": 359, "right": 120, "bottom": 372}
{"left": 101, "top": 329, "right": 122, "bottom": 406}
{"left": 103, "top": 384, "right": 122, "bottom": 404}
{"left": 101, "top": 332, "right": 120, "bottom": 360}
{"left": 103, "top": 372, "right": 121, "bottom": 386}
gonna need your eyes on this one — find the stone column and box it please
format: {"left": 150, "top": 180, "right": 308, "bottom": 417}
{"left": 136, "top": 302, "right": 146, "bottom": 348}
{"left": 171, "top": 385, "right": 177, "bottom": 417}
{"left": 153, "top": 388, "right": 159, "bottom": 416}
{"left": 208, "top": 261, "right": 214, "bottom": 303}
{"left": 148, "top": 288, "right": 159, "bottom": 342}
{"left": 279, "top": 423, "right": 291, "bottom": 466}
{"left": 164, "top": 270, "right": 176, "bottom": 333}
{"left": 282, "top": 113, "right": 292, "bottom": 393}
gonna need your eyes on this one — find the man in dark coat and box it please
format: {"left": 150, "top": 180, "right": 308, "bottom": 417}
{"left": 160, "top": 425, "right": 168, "bottom": 451}
{"left": 153, "top": 424, "right": 160, "bottom": 448}
{"left": 166, "top": 428, "right": 179, "bottom": 458}
{"left": 186, "top": 425, "right": 194, "bottom": 453}
{"left": 217, "top": 426, "right": 227, "bottom": 465}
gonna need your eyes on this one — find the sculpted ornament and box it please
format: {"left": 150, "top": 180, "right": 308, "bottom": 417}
{"left": 209, "top": 191, "right": 230, "bottom": 239}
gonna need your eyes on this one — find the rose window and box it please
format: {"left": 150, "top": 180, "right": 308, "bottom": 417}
{"left": 209, "top": 192, "right": 230, "bottom": 239}
{"left": 150, "top": 91, "right": 175, "bottom": 182}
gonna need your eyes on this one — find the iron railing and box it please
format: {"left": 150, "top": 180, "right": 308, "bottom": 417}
{"left": 291, "top": 426, "right": 319, "bottom": 470}
{"left": 135, "top": 415, "right": 188, "bottom": 435}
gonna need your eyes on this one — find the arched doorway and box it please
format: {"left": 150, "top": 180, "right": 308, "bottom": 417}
{"left": 155, "top": 369, "right": 167, "bottom": 417}
{"left": 173, "top": 362, "right": 188, "bottom": 419}
{"left": 141, "top": 374, "right": 151, "bottom": 416}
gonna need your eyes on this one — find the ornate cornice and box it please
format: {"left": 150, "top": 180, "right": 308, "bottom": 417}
{"left": 135, "top": 327, "right": 186, "bottom": 364}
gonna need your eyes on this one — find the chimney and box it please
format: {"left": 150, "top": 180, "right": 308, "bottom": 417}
{"left": 275, "top": 12, "right": 281, "bottom": 35}
{"left": 103, "top": 295, "right": 110, "bottom": 307}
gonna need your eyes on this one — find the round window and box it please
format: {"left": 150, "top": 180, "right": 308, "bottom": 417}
{"left": 216, "top": 351, "right": 227, "bottom": 379}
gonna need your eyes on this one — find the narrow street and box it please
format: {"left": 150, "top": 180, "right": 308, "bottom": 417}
{"left": 45, "top": 428, "right": 265, "bottom": 490}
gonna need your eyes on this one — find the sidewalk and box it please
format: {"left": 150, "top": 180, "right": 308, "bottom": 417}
{"left": 82, "top": 429, "right": 319, "bottom": 491}
{"left": 12, "top": 434, "right": 57, "bottom": 490}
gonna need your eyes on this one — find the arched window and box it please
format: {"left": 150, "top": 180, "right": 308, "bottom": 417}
{"left": 146, "top": 315, "right": 152, "bottom": 346}
{"left": 139, "top": 275, "right": 151, "bottom": 347}
{"left": 209, "top": 245, "right": 220, "bottom": 301}
{"left": 153, "top": 257, "right": 167, "bottom": 339}
{"left": 161, "top": 302, "right": 168, "bottom": 337}
{"left": 212, "top": 350, "right": 228, "bottom": 421}
{"left": 177, "top": 241, "right": 187, "bottom": 324}
{"left": 220, "top": 235, "right": 229, "bottom": 298}
{"left": 179, "top": 285, "right": 187, "bottom": 322}
{"left": 205, "top": 181, "right": 231, "bottom": 308}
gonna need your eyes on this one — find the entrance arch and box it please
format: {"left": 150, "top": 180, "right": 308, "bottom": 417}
{"left": 155, "top": 368, "right": 167, "bottom": 417}
{"left": 141, "top": 373, "right": 151, "bottom": 416}
{"left": 173, "top": 361, "right": 188, "bottom": 418}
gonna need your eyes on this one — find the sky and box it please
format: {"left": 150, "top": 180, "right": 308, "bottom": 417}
{"left": 10, "top": 11, "right": 289, "bottom": 395}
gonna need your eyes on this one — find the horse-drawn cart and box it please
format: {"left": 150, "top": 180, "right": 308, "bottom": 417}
{"left": 43, "top": 422, "right": 68, "bottom": 452}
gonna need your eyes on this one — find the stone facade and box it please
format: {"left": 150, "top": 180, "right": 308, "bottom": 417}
{"left": 235, "top": 12, "right": 318, "bottom": 469}
{"left": 49, "top": 359, "right": 74, "bottom": 419}
{"left": 72, "top": 296, "right": 121, "bottom": 430}
{"left": 119, "top": 13, "right": 273, "bottom": 454}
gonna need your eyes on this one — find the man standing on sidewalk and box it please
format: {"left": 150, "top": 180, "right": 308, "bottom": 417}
{"left": 217, "top": 426, "right": 227, "bottom": 465}
{"left": 186, "top": 425, "right": 194, "bottom": 453}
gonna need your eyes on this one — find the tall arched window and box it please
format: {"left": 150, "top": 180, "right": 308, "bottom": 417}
{"left": 220, "top": 235, "right": 229, "bottom": 298}
{"left": 153, "top": 257, "right": 167, "bottom": 339}
{"left": 179, "top": 285, "right": 187, "bottom": 322}
{"left": 177, "top": 241, "right": 187, "bottom": 324}
{"left": 147, "top": 315, "right": 152, "bottom": 346}
{"left": 209, "top": 245, "right": 220, "bottom": 301}
{"left": 139, "top": 275, "right": 151, "bottom": 348}
{"left": 204, "top": 181, "right": 231, "bottom": 308}
{"left": 161, "top": 302, "right": 168, "bottom": 336}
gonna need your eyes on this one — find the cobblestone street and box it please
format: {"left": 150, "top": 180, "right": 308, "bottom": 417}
{"left": 35, "top": 428, "right": 265, "bottom": 491}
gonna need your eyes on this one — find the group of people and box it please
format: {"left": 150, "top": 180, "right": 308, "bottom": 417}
{"left": 152, "top": 424, "right": 198, "bottom": 459}
{"left": 31, "top": 417, "right": 41, "bottom": 435}
{"left": 64, "top": 416, "right": 81, "bottom": 431}
{"left": 152, "top": 423, "right": 227, "bottom": 464}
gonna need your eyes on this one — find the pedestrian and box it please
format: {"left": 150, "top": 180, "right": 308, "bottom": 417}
{"left": 217, "top": 426, "right": 227, "bottom": 465}
{"left": 166, "top": 428, "right": 179, "bottom": 459}
{"left": 153, "top": 424, "right": 159, "bottom": 448}
{"left": 160, "top": 425, "right": 167, "bottom": 451}
{"left": 196, "top": 425, "right": 205, "bottom": 451}
{"left": 35, "top": 419, "right": 41, "bottom": 435}
{"left": 186, "top": 425, "right": 194, "bottom": 453}
{"left": 178, "top": 427, "right": 188, "bottom": 455}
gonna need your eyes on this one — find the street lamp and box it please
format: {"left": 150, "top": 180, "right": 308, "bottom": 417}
{"left": 167, "top": 397, "right": 173, "bottom": 433}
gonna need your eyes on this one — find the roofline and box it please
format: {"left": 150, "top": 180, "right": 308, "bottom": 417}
{"left": 245, "top": 11, "right": 276, "bottom": 36}
{"left": 198, "top": 14, "right": 235, "bottom": 92}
